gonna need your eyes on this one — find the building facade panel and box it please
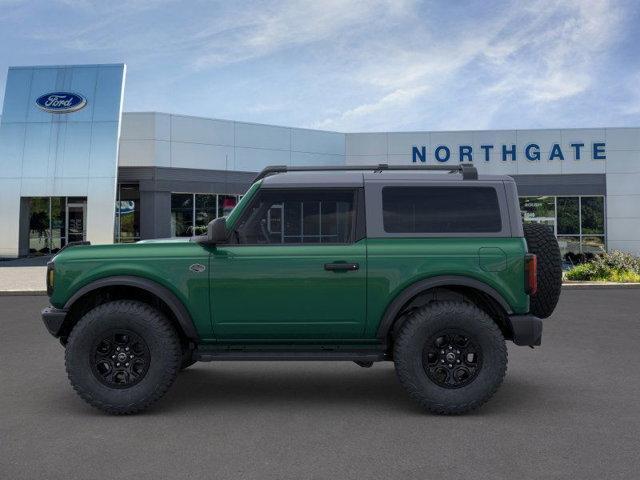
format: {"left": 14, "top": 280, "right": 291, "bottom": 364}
{"left": 345, "top": 132, "right": 388, "bottom": 156}
{"left": 0, "top": 64, "right": 125, "bottom": 257}
{"left": 170, "top": 141, "right": 234, "bottom": 170}
{"left": 290, "top": 151, "right": 344, "bottom": 166}
{"left": 170, "top": 115, "right": 235, "bottom": 146}
{"left": 291, "top": 127, "right": 344, "bottom": 155}
{"left": 120, "top": 112, "right": 159, "bottom": 140}
{"left": 235, "top": 122, "right": 291, "bottom": 150}
{"left": 118, "top": 139, "right": 166, "bottom": 167}
{"left": 605, "top": 128, "right": 640, "bottom": 151}
{"left": 387, "top": 132, "right": 429, "bottom": 155}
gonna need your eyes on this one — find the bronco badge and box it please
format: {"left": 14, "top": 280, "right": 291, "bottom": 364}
{"left": 189, "top": 263, "right": 206, "bottom": 273}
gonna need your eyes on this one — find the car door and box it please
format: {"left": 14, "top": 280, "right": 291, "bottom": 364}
{"left": 210, "top": 187, "right": 366, "bottom": 340}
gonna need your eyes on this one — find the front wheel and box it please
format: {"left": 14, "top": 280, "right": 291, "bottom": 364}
{"left": 65, "top": 300, "right": 182, "bottom": 414}
{"left": 394, "top": 301, "right": 507, "bottom": 414}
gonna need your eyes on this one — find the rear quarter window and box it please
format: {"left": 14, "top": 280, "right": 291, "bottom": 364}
{"left": 382, "top": 186, "right": 502, "bottom": 233}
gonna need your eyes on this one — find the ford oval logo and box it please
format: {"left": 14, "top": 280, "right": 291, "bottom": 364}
{"left": 35, "top": 92, "right": 87, "bottom": 114}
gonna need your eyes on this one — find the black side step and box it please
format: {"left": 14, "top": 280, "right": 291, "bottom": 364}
{"left": 193, "top": 350, "right": 387, "bottom": 362}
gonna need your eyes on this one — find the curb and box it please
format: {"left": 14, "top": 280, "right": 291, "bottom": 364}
{"left": 562, "top": 282, "right": 640, "bottom": 289}
{"left": 0, "top": 290, "right": 47, "bottom": 296}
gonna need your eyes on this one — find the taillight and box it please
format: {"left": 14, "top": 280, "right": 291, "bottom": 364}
{"left": 524, "top": 254, "right": 537, "bottom": 295}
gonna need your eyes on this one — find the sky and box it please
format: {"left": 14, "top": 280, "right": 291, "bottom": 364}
{"left": 0, "top": 0, "right": 638, "bottom": 132}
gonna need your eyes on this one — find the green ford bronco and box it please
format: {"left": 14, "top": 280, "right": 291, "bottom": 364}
{"left": 42, "top": 164, "right": 562, "bottom": 415}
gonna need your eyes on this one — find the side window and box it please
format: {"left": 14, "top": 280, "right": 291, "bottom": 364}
{"left": 382, "top": 186, "right": 502, "bottom": 233}
{"left": 235, "top": 189, "right": 355, "bottom": 244}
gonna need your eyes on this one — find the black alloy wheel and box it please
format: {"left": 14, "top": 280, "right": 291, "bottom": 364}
{"left": 91, "top": 330, "right": 150, "bottom": 388}
{"left": 422, "top": 330, "right": 482, "bottom": 389}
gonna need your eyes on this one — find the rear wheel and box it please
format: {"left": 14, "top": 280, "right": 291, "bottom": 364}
{"left": 394, "top": 301, "right": 507, "bottom": 414}
{"left": 65, "top": 300, "right": 181, "bottom": 414}
{"left": 523, "top": 222, "right": 562, "bottom": 318}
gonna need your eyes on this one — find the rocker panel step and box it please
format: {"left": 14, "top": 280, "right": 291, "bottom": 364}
{"left": 193, "top": 349, "right": 387, "bottom": 362}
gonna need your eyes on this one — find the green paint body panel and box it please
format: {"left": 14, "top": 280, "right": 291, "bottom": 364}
{"left": 209, "top": 240, "right": 367, "bottom": 340}
{"left": 47, "top": 181, "right": 530, "bottom": 345}
{"left": 49, "top": 241, "right": 214, "bottom": 339}
{"left": 364, "top": 238, "right": 529, "bottom": 338}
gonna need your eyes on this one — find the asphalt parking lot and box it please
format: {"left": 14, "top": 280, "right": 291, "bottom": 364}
{"left": 1, "top": 289, "right": 639, "bottom": 480}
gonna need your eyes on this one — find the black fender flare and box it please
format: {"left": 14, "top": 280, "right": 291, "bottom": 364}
{"left": 376, "top": 275, "right": 513, "bottom": 340}
{"left": 64, "top": 275, "right": 199, "bottom": 340}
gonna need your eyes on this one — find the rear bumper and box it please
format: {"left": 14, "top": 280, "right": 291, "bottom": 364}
{"left": 41, "top": 306, "right": 68, "bottom": 338}
{"left": 508, "top": 314, "right": 543, "bottom": 346}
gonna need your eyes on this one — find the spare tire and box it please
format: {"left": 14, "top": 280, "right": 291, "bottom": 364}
{"left": 523, "top": 223, "right": 562, "bottom": 319}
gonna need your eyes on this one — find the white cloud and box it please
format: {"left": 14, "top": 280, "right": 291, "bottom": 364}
{"left": 313, "top": 85, "right": 428, "bottom": 130}
{"left": 2, "top": 0, "right": 631, "bottom": 130}
{"left": 482, "top": 0, "right": 621, "bottom": 103}
{"left": 191, "top": 0, "right": 414, "bottom": 69}
{"left": 314, "top": 0, "right": 625, "bottom": 130}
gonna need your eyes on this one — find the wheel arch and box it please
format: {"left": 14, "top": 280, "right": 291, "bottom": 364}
{"left": 60, "top": 276, "right": 199, "bottom": 343}
{"left": 376, "top": 275, "right": 514, "bottom": 342}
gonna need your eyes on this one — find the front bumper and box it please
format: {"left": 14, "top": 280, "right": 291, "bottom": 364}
{"left": 508, "top": 314, "right": 543, "bottom": 346}
{"left": 42, "top": 306, "right": 68, "bottom": 338}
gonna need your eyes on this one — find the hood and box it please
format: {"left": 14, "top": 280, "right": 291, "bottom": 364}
{"left": 136, "top": 237, "right": 192, "bottom": 244}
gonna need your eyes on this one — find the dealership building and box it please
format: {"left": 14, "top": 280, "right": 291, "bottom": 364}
{"left": 1, "top": 63, "right": 639, "bottom": 258}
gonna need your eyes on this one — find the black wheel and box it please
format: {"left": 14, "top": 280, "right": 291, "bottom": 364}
{"left": 394, "top": 301, "right": 507, "bottom": 415}
{"left": 524, "top": 223, "right": 562, "bottom": 319}
{"left": 65, "top": 300, "right": 181, "bottom": 414}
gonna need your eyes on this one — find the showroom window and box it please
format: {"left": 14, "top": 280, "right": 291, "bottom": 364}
{"left": 171, "top": 193, "right": 241, "bottom": 237}
{"left": 115, "top": 184, "right": 140, "bottom": 243}
{"left": 519, "top": 196, "right": 605, "bottom": 258}
{"left": 26, "top": 196, "right": 87, "bottom": 255}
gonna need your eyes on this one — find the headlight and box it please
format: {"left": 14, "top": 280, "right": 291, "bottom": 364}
{"left": 46, "top": 261, "right": 55, "bottom": 296}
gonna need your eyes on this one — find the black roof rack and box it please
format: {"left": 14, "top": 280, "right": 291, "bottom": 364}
{"left": 253, "top": 163, "right": 478, "bottom": 182}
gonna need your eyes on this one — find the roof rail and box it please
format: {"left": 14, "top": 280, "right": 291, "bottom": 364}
{"left": 253, "top": 163, "right": 478, "bottom": 182}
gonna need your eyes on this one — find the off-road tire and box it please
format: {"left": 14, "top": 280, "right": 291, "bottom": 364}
{"left": 65, "top": 300, "right": 181, "bottom": 414}
{"left": 394, "top": 301, "right": 507, "bottom": 415}
{"left": 523, "top": 222, "right": 562, "bottom": 319}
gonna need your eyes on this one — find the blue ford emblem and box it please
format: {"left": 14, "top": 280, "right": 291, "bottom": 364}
{"left": 35, "top": 92, "right": 87, "bottom": 114}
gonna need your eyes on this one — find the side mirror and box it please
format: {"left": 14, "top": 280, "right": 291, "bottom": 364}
{"left": 207, "top": 217, "right": 228, "bottom": 244}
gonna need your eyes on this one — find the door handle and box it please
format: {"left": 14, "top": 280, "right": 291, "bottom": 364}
{"left": 324, "top": 262, "right": 359, "bottom": 271}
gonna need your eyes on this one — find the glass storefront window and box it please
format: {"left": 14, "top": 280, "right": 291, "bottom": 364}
{"left": 519, "top": 195, "right": 605, "bottom": 259}
{"left": 557, "top": 236, "right": 581, "bottom": 258}
{"left": 50, "top": 197, "right": 65, "bottom": 253}
{"left": 28, "top": 198, "right": 51, "bottom": 255}
{"left": 519, "top": 196, "right": 555, "bottom": 233}
{"left": 171, "top": 194, "right": 194, "bottom": 237}
{"left": 581, "top": 236, "right": 606, "bottom": 255}
{"left": 218, "top": 195, "right": 238, "bottom": 218}
{"left": 557, "top": 197, "right": 579, "bottom": 235}
{"left": 195, "top": 194, "right": 216, "bottom": 236}
{"left": 26, "top": 196, "right": 86, "bottom": 255}
{"left": 581, "top": 197, "right": 605, "bottom": 234}
{"left": 115, "top": 184, "right": 140, "bottom": 243}
{"left": 170, "top": 193, "right": 241, "bottom": 237}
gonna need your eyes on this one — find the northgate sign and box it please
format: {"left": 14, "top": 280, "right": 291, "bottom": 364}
{"left": 411, "top": 142, "right": 606, "bottom": 163}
